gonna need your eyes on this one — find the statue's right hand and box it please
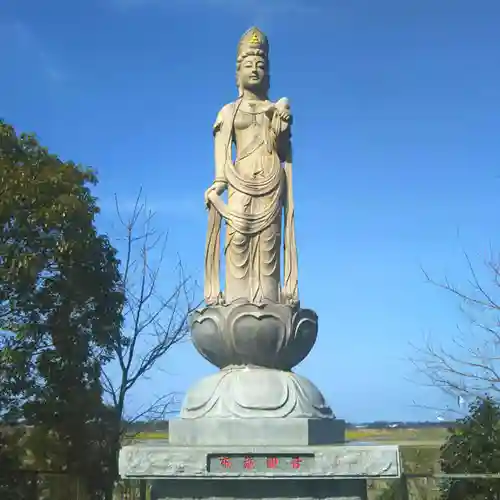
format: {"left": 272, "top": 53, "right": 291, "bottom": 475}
{"left": 204, "top": 181, "right": 227, "bottom": 208}
{"left": 213, "top": 181, "right": 227, "bottom": 195}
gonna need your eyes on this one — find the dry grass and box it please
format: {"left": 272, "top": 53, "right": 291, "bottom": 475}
{"left": 346, "top": 426, "right": 448, "bottom": 445}
{"left": 127, "top": 431, "right": 169, "bottom": 440}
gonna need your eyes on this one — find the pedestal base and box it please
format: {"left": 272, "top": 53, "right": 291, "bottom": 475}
{"left": 119, "top": 443, "right": 401, "bottom": 479}
{"left": 150, "top": 478, "right": 369, "bottom": 500}
{"left": 119, "top": 442, "right": 401, "bottom": 500}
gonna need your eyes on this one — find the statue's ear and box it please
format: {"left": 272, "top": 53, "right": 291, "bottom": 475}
{"left": 235, "top": 73, "right": 243, "bottom": 97}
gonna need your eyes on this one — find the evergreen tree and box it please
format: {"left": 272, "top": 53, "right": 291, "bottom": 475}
{"left": 440, "top": 396, "right": 500, "bottom": 499}
{"left": 0, "top": 120, "right": 124, "bottom": 498}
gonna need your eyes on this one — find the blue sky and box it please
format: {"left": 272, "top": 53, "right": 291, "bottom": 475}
{"left": 2, "top": 0, "right": 500, "bottom": 422}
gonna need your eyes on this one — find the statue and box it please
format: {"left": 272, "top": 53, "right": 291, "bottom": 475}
{"left": 182, "top": 28, "right": 334, "bottom": 421}
{"left": 204, "top": 26, "right": 298, "bottom": 306}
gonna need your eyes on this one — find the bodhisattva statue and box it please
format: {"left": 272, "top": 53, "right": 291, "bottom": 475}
{"left": 204, "top": 27, "right": 298, "bottom": 306}
{"left": 183, "top": 28, "right": 333, "bottom": 420}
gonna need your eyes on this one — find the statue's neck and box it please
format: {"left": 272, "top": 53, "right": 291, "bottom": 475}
{"left": 241, "top": 89, "right": 267, "bottom": 101}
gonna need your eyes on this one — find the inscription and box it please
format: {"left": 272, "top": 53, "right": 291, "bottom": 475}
{"left": 208, "top": 454, "right": 314, "bottom": 473}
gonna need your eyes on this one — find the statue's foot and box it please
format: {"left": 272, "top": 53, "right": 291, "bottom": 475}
{"left": 180, "top": 365, "right": 334, "bottom": 419}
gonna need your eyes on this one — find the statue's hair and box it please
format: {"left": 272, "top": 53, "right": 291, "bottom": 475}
{"left": 236, "top": 49, "right": 270, "bottom": 98}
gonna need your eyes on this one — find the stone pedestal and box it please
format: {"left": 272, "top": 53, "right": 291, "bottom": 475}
{"left": 117, "top": 300, "right": 403, "bottom": 499}
{"left": 119, "top": 442, "right": 401, "bottom": 500}
{"left": 118, "top": 287, "right": 403, "bottom": 498}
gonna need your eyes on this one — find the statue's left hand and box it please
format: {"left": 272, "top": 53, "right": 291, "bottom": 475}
{"left": 275, "top": 98, "right": 292, "bottom": 123}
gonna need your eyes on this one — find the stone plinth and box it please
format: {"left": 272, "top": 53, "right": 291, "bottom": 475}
{"left": 119, "top": 442, "right": 401, "bottom": 500}
{"left": 119, "top": 443, "right": 401, "bottom": 479}
{"left": 180, "top": 366, "right": 334, "bottom": 420}
{"left": 169, "top": 418, "right": 346, "bottom": 446}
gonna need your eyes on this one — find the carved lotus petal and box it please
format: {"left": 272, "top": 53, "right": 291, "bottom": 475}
{"left": 231, "top": 368, "right": 289, "bottom": 411}
{"left": 278, "top": 310, "right": 318, "bottom": 368}
{"left": 181, "top": 371, "right": 226, "bottom": 418}
{"left": 230, "top": 312, "right": 285, "bottom": 365}
{"left": 190, "top": 309, "right": 232, "bottom": 368}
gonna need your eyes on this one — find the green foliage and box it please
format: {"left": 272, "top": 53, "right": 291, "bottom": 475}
{"left": 0, "top": 120, "right": 124, "bottom": 498}
{"left": 376, "top": 479, "right": 409, "bottom": 500}
{"left": 0, "top": 429, "right": 23, "bottom": 499}
{"left": 440, "top": 396, "right": 500, "bottom": 499}
{"left": 0, "top": 427, "right": 40, "bottom": 499}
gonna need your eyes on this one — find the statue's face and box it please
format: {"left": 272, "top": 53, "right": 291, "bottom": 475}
{"left": 239, "top": 55, "right": 267, "bottom": 90}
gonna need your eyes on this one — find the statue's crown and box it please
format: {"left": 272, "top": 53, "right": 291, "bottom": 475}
{"left": 237, "top": 27, "right": 269, "bottom": 58}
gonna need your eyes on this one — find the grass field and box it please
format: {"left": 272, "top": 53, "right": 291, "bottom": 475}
{"left": 129, "top": 425, "right": 449, "bottom": 445}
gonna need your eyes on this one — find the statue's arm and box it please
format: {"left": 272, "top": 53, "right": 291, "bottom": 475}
{"left": 205, "top": 105, "right": 233, "bottom": 207}
{"left": 212, "top": 104, "right": 233, "bottom": 190}
{"left": 274, "top": 98, "right": 292, "bottom": 163}
{"left": 278, "top": 124, "right": 292, "bottom": 163}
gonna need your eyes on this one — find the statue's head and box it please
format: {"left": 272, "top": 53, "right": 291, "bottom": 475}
{"left": 236, "top": 27, "right": 270, "bottom": 98}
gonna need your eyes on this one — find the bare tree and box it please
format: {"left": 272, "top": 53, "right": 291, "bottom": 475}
{"left": 412, "top": 249, "right": 500, "bottom": 414}
{"left": 101, "top": 190, "right": 199, "bottom": 429}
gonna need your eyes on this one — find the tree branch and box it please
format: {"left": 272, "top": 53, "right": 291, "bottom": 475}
{"left": 102, "top": 190, "right": 200, "bottom": 428}
{"left": 413, "top": 250, "right": 500, "bottom": 410}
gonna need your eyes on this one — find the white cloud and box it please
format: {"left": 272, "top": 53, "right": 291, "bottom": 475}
{"left": 1, "top": 20, "right": 67, "bottom": 84}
